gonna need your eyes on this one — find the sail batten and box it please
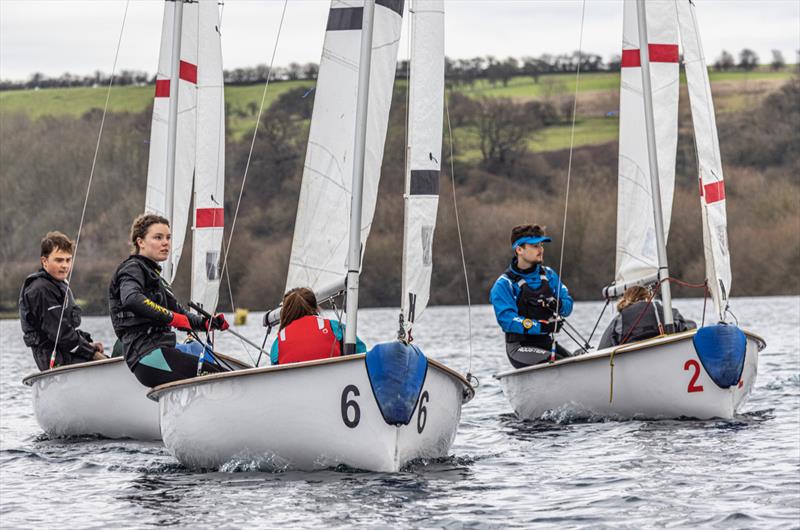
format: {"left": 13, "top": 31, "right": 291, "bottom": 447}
{"left": 287, "top": 0, "right": 404, "bottom": 293}
{"left": 400, "top": 0, "right": 444, "bottom": 330}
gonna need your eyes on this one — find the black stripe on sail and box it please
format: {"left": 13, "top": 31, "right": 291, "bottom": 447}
{"left": 376, "top": 0, "right": 404, "bottom": 17}
{"left": 326, "top": 7, "right": 363, "bottom": 31}
{"left": 410, "top": 170, "right": 439, "bottom": 195}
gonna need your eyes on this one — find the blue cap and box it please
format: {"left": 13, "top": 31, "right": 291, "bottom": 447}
{"left": 512, "top": 235, "right": 552, "bottom": 249}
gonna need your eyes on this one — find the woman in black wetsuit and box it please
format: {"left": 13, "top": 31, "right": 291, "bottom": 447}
{"left": 108, "top": 213, "right": 229, "bottom": 387}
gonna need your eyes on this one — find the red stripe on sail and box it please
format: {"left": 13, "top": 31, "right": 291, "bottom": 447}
{"left": 703, "top": 181, "right": 725, "bottom": 204}
{"left": 154, "top": 79, "right": 170, "bottom": 98}
{"left": 196, "top": 208, "right": 224, "bottom": 228}
{"left": 621, "top": 44, "right": 679, "bottom": 68}
{"left": 179, "top": 61, "right": 198, "bottom": 84}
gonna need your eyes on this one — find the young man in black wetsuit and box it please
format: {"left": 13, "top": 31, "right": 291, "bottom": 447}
{"left": 19, "top": 231, "right": 106, "bottom": 371}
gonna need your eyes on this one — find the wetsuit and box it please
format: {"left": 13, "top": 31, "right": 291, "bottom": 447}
{"left": 108, "top": 254, "right": 225, "bottom": 387}
{"left": 19, "top": 269, "right": 96, "bottom": 371}
{"left": 598, "top": 301, "right": 697, "bottom": 349}
{"left": 490, "top": 258, "right": 574, "bottom": 368}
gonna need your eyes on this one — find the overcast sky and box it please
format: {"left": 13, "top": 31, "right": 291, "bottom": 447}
{"left": 1, "top": 0, "right": 798, "bottom": 81}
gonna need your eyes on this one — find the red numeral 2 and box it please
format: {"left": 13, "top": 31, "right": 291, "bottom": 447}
{"left": 684, "top": 360, "right": 704, "bottom": 393}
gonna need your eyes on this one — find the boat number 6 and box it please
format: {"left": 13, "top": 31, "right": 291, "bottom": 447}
{"left": 684, "top": 360, "right": 704, "bottom": 393}
{"left": 417, "top": 391, "right": 430, "bottom": 434}
{"left": 341, "top": 385, "right": 360, "bottom": 428}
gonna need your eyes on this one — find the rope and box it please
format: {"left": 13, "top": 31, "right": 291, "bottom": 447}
{"left": 49, "top": 0, "right": 131, "bottom": 369}
{"left": 218, "top": 0, "right": 288, "bottom": 294}
{"left": 444, "top": 93, "right": 474, "bottom": 376}
{"left": 552, "top": 0, "right": 586, "bottom": 362}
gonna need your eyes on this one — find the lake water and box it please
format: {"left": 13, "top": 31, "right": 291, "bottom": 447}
{"left": 1, "top": 297, "right": 798, "bottom": 528}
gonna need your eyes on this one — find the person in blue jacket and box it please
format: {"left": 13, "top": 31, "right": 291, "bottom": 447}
{"left": 490, "top": 224, "right": 574, "bottom": 368}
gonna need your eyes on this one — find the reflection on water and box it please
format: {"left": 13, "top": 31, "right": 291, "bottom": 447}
{"left": 1, "top": 297, "right": 798, "bottom": 528}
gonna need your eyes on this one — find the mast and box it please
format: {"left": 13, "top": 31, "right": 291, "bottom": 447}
{"left": 344, "top": 0, "right": 376, "bottom": 354}
{"left": 635, "top": 0, "right": 674, "bottom": 331}
{"left": 163, "top": 0, "right": 184, "bottom": 282}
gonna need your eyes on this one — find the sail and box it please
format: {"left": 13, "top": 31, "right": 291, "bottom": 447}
{"left": 400, "top": 0, "right": 444, "bottom": 330}
{"left": 190, "top": 0, "right": 225, "bottom": 312}
{"left": 614, "top": 0, "right": 680, "bottom": 287}
{"left": 145, "top": 0, "right": 200, "bottom": 282}
{"left": 286, "top": 0, "right": 404, "bottom": 292}
{"left": 677, "top": 0, "right": 731, "bottom": 319}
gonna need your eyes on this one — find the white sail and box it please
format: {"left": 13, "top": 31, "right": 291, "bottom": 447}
{"left": 190, "top": 0, "right": 225, "bottom": 312}
{"left": 614, "top": 0, "right": 679, "bottom": 287}
{"left": 676, "top": 0, "right": 730, "bottom": 320}
{"left": 145, "top": 0, "right": 200, "bottom": 282}
{"left": 286, "top": 0, "right": 404, "bottom": 292}
{"left": 400, "top": 0, "right": 444, "bottom": 331}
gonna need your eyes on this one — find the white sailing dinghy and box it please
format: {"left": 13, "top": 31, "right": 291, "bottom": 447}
{"left": 22, "top": 0, "right": 239, "bottom": 440}
{"left": 148, "top": 0, "right": 473, "bottom": 472}
{"left": 495, "top": 0, "right": 765, "bottom": 421}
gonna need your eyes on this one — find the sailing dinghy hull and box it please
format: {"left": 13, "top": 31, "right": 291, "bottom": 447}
{"left": 148, "top": 355, "right": 473, "bottom": 472}
{"left": 22, "top": 357, "right": 161, "bottom": 440}
{"left": 495, "top": 329, "right": 765, "bottom": 421}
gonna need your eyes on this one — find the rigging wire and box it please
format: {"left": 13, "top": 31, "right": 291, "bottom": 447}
{"left": 553, "top": 0, "right": 587, "bottom": 329}
{"left": 49, "top": 0, "right": 131, "bottom": 369}
{"left": 218, "top": 0, "right": 288, "bottom": 302}
{"left": 444, "top": 94, "right": 474, "bottom": 377}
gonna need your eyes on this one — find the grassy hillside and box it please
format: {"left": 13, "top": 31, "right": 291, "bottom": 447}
{"left": 1, "top": 72, "right": 796, "bottom": 314}
{"left": 1, "top": 70, "right": 791, "bottom": 148}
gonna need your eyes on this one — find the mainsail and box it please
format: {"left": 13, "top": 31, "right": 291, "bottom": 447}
{"left": 400, "top": 0, "right": 444, "bottom": 331}
{"left": 676, "top": 0, "right": 731, "bottom": 319}
{"left": 190, "top": 1, "right": 225, "bottom": 312}
{"left": 145, "top": 0, "right": 225, "bottom": 311}
{"left": 286, "top": 0, "right": 404, "bottom": 292}
{"left": 614, "top": 0, "right": 680, "bottom": 289}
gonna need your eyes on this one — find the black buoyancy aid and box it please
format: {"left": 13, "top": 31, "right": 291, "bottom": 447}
{"left": 505, "top": 264, "right": 556, "bottom": 346}
{"left": 18, "top": 270, "right": 81, "bottom": 348}
{"left": 108, "top": 255, "right": 171, "bottom": 335}
{"left": 619, "top": 301, "right": 663, "bottom": 344}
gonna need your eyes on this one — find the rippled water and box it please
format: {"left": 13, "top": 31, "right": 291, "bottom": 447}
{"left": 2, "top": 297, "right": 798, "bottom": 528}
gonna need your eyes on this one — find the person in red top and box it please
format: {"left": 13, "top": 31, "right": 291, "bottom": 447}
{"left": 270, "top": 287, "right": 366, "bottom": 365}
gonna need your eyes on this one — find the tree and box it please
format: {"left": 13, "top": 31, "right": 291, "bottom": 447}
{"left": 770, "top": 50, "right": 786, "bottom": 71}
{"left": 474, "top": 97, "right": 547, "bottom": 174}
{"left": 714, "top": 50, "right": 735, "bottom": 71}
{"left": 738, "top": 48, "right": 759, "bottom": 71}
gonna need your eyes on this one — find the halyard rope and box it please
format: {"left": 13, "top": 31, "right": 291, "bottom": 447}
{"left": 444, "top": 94, "right": 474, "bottom": 377}
{"left": 49, "top": 0, "right": 131, "bottom": 369}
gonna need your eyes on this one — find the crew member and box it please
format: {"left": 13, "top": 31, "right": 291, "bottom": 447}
{"left": 598, "top": 286, "right": 696, "bottom": 349}
{"left": 108, "top": 214, "right": 229, "bottom": 387}
{"left": 19, "top": 231, "right": 106, "bottom": 371}
{"left": 270, "top": 287, "right": 366, "bottom": 365}
{"left": 490, "top": 224, "right": 573, "bottom": 368}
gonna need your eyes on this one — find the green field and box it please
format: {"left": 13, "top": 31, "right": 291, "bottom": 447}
{"left": 0, "top": 69, "right": 791, "bottom": 148}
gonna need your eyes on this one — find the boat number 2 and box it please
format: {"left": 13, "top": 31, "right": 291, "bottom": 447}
{"left": 417, "top": 391, "right": 429, "bottom": 434}
{"left": 341, "top": 385, "right": 361, "bottom": 428}
{"left": 683, "top": 360, "right": 704, "bottom": 393}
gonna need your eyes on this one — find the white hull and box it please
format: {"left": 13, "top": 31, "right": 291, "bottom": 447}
{"left": 22, "top": 357, "right": 161, "bottom": 440}
{"left": 495, "top": 330, "right": 765, "bottom": 421}
{"left": 149, "top": 355, "right": 473, "bottom": 472}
